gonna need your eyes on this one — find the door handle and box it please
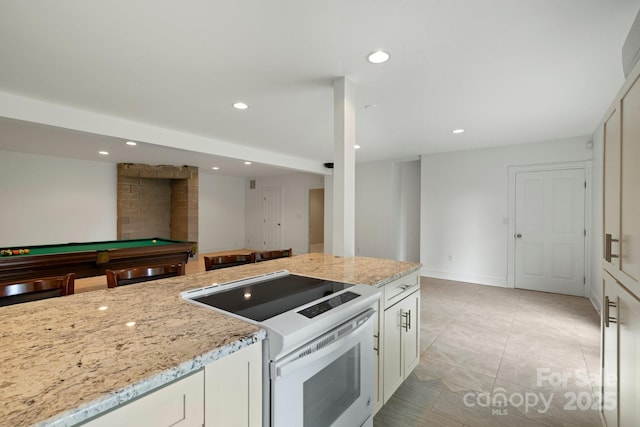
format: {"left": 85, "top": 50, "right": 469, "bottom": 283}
{"left": 515, "top": 233, "right": 522, "bottom": 238}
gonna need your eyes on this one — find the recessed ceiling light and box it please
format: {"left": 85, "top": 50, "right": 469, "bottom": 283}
{"left": 244, "top": 161, "right": 252, "bottom": 165}
{"left": 125, "top": 321, "right": 136, "bottom": 327}
{"left": 212, "top": 166, "right": 220, "bottom": 170}
{"left": 452, "top": 129, "right": 465, "bottom": 134}
{"left": 233, "top": 102, "right": 249, "bottom": 110}
{"left": 354, "top": 144, "right": 361, "bottom": 149}
{"left": 98, "top": 151, "right": 109, "bottom": 155}
{"left": 367, "top": 50, "right": 390, "bottom": 64}
{"left": 125, "top": 141, "right": 137, "bottom": 146}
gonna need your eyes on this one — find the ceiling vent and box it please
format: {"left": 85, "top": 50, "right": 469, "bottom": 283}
{"left": 623, "top": 9, "right": 640, "bottom": 78}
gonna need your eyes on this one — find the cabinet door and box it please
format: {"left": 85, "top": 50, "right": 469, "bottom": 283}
{"left": 372, "top": 300, "right": 384, "bottom": 414}
{"left": 205, "top": 343, "right": 262, "bottom": 427}
{"left": 383, "top": 302, "right": 404, "bottom": 403}
{"left": 382, "top": 290, "right": 421, "bottom": 404}
{"left": 601, "top": 272, "right": 619, "bottom": 427}
{"left": 403, "top": 290, "right": 420, "bottom": 375}
{"left": 83, "top": 370, "right": 204, "bottom": 427}
{"left": 621, "top": 75, "right": 640, "bottom": 283}
{"left": 603, "top": 107, "right": 621, "bottom": 269}
{"left": 618, "top": 283, "right": 640, "bottom": 427}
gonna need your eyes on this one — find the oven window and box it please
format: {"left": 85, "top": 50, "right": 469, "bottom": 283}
{"left": 303, "top": 344, "right": 361, "bottom": 427}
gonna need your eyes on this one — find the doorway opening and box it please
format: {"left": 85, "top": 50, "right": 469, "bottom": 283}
{"left": 309, "top": 189, "right": 324, "bottom": 253}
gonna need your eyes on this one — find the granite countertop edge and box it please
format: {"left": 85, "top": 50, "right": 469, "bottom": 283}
{"left": 37, "top": 330, "right": 267, "bottom": 427}
{"left": 371, "top": 264, "right": 422, "bottom": 287}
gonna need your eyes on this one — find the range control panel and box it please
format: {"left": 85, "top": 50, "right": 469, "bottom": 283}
{"left": 297, "top": 291, "right": 359, "bottom": 319}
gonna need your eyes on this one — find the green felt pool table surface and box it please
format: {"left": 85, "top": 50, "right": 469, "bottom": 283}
{"left": 22, "top": 238, "right": 179, "bottom": 255}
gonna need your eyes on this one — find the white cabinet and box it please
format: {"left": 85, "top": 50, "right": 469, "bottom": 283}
{"left": 376, "top": 272, "right": 420, "bottom": 405}
{"left": 82, "top": 370, "right": 205, "bottom": 427}
{"left": 617, "top": 282, "right": 640, "bottom": 427}
{"left": 82, "top": 343, "right": 262, "bottom": 427}
{"left": 205, "top": 342, "right": 262, "bottom": 427}
{"left": 603, "top": 107, "right": 621, "bottom": 269}
{"left": 372, "top": 299, "right": 383, "bottom": 414}
{"left": 602, "top": 272, "right": 619, "bottom": 427}
{"left": 601, "top": 62, "right": 640, "bottom": 427}
{"left": 620, "top": 71, "right": 640, "bottom": 285}
{"left": 602, "top": 271, "right": 640, "bottom": 427}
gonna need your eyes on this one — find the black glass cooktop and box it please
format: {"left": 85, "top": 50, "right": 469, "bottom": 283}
{"left": 192, "top": 274, "right": 353, "bottom": 322}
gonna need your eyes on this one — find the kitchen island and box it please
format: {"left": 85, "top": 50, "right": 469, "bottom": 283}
{"left": 0, "top": 253, "right": 420, "bottom": 426}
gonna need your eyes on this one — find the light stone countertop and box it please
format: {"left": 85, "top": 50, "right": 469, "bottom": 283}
{"left": 0, "top": 253, "right": 420, "bottom": 426}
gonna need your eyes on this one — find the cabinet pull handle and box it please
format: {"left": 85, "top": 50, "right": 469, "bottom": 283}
{"left": 373, "top": 333, "right": 379, "bottom": 353}
{"left": 604, "top": 296, "right": 617, "bottom": 328}
{"left": 402, "top": 310, "right": 411, "bottom": 331}
{"left": 605, "top": 234, "right": 619, "bottom": 263}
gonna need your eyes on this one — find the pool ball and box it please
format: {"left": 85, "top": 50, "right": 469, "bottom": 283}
{"left": 24, "top": 249, "right": 30, "bottom": 254}
{"left": 152, "top": 240, "right": 157, "bottom": 244}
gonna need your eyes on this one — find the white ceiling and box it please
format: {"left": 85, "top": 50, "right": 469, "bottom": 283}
{"left": 1, "top": 0, "right": 639, "bottom": 176}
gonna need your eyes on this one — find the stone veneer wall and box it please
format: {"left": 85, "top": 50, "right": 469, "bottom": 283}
{"left": 117, "top": 164, "right": 198, "bottom": 247}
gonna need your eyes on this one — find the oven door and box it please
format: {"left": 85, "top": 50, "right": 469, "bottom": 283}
{"left": 270, "top": 309, "right": 375, "bottom": 427}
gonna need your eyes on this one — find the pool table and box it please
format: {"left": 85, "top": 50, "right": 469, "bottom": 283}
{"left": 0, "top": 238, "right": 197, "bottom": 284}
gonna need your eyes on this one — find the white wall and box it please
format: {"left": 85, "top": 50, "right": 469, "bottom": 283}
{"left": 324, "top": 174, "right": 333, "bottom": 254}
{"left": 0, "top": 151, "right": 117, "bottom": 246}
{"left": 397, "top": 160, "right": 421, "bottom": 262}
{"left": 590, "top": 125, "right": 604, "bottom": 309}
{"left": 355, "top": 159, "right": 420, "bottom": 261}
{"left": 198, "top": 173, "right": 246, "bottom": 253}
{"left": 420, "top": 137, "right": 594, "bottom": 287}
{"left": 244, "top": 172, "right": 324, "bottom": 255}
{"left": 355, "top": 161, "right": 394, "bottom": 259}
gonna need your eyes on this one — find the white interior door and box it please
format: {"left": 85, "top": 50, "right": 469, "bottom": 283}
{"left": 263, "top": 187, "right": 283, "bottom": 250}
{"left": 514, "top": 168, "right": 585, "bottom": 296}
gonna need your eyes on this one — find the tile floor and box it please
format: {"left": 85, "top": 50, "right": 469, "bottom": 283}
{"left": 374, "top": 277, "right": 603, "bottom": 427}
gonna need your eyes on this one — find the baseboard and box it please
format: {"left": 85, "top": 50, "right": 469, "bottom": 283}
{"left": 420, "top": 269, "right": 508, "bottom": 287}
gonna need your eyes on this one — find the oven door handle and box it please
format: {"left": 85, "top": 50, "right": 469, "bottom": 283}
{"left": 272, "top": 310, "right": 374, "bottom": 379}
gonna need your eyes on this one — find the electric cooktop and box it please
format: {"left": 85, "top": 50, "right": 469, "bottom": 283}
{"left": 188, "top": 272, "right": 354, "bottom": 321}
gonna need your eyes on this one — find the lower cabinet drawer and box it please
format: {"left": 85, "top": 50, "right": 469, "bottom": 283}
{"left": 82, "top": 370, "right": 204, "bottom": 427}
{"left": 382, "top": 272, "right": 419, "bottom": 310}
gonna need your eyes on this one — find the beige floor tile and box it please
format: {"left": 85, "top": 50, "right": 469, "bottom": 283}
{"left": 413, "top": 356, "right": 496, "bottom": 394}
{"left": 496, "top": 350, "right": 590, "bottom": 391}
{"left": 423, "top": 333, "right": 505, "bottom": 378}
{"left": 491, "top": 379, "right": 602, "bottom": 427}
{"left": 431, "top": 388, "right": 550, "bottom": 427}
{"left": 442, "top": 321, "right": 511, "bottom": 348}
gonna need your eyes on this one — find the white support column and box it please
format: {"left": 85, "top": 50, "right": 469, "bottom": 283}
{"left": 332, "top": 77, "right": 356, "bottom": 257}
